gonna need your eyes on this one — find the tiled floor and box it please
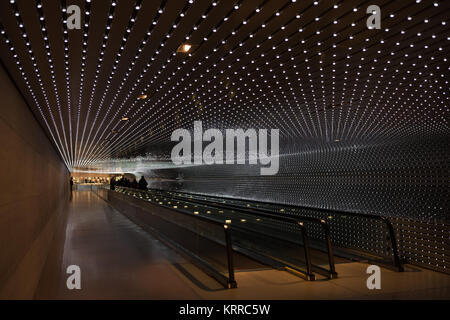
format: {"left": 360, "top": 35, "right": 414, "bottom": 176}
{"left": 35, "top": 191, "right": 450, "bottom": 299}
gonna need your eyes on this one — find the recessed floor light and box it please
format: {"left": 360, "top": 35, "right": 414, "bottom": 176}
{"left": 121, "top": 117, "right": 129, "bottom": 121}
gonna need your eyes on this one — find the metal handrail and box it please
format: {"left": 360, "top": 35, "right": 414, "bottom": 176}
{"left": 223, "top": 225, "right": 236, "bottom": 286}
{"left": 117, "top": 187, "right": 316, "bottom": 280}
{"left": 217, "top": 198, "right": 402, "bottom": 272}
{"left": 155, "top": 189, "right": 336, "bottom": 279}
{"left": 161, "top": 188, "right": 403, "bottom": 272}
{"left": 113, "top": 187, "right": 237, "bottom": 288}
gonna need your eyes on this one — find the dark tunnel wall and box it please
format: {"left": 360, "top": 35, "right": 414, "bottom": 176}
{"left": 0, "top": 64, "right": 70, "bottom": 299}
{"left": 148, "top": 135, "right": 449, "bottom": 272}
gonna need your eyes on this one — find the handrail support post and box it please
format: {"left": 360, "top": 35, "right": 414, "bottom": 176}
{"left": 224, "top": 225, "right": 237, "bottom": 288}
{"left": 299, "top": 223, "right": 314, "bottom": 280}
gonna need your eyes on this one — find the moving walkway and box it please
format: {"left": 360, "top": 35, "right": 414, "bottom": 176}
{"left": 103, "top": 186, "right": 403, "bottom": 288}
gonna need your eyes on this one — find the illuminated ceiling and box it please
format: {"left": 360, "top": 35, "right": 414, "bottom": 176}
{"left": 0, "top": 0, "right": 448, "bottom": 171}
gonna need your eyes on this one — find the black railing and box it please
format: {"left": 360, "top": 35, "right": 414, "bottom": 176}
{"left": 112, "top": 188, "right": 237, "bottom": 289}
{"left": 155, "top": 188, "right": 403, "bottom": 272}
{"left": 157, "top": 190, "right": 333, "bottom": 279}
{"left": 116, "top": 187, "right": 317, "bottom": 281}
{"left": 118, "top": 188, "right": 337, "bottom": 280}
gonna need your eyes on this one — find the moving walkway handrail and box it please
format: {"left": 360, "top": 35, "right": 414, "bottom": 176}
{"left": 168, "top": 192, "right": 317, "bottom": 280}
{"left": 162, "top": 188, "right": 403, "bottom": 272}
{"left": 114, "top": 187, "right": 237, "bottom": 288}
{"left": 158, "top": 190, "right": 336, "bottom": 279}
{"left": 117, "top": 187, "right": 316, "bottom": 280}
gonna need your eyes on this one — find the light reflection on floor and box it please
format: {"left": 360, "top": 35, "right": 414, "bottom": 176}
{"left": 35, "top": 191, "right": 450, "bottom": 300}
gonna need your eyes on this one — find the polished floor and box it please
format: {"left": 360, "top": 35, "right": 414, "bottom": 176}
{"left": 35, "top": 191, "right": 202, "bottom": 299}
{"left": 34, "top": 190, "right": 450, "bottom": 300}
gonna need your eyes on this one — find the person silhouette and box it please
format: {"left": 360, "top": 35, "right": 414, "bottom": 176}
{"left": 131, "top": 178, "right": 138, "bottom": 189}
{"left": 138, "top": 176, "right": 148, "bottom": 190}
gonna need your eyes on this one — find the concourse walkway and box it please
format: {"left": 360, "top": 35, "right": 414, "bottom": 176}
{"left": 33, "top": 190, "right": 450, "bottom": 300}
{"left": 35, "top": 190, "right": 202, "bottom": 299}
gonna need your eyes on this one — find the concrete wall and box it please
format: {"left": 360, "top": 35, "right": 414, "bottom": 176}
{"left": 0, "top": 63, "right": 69, "bottom": 299}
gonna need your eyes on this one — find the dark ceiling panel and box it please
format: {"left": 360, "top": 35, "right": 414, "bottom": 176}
{"left": 0, "top": 0, "right": 448, "bottom": 170}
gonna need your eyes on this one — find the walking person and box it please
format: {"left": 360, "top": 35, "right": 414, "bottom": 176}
{"left": 138, "top": 176, "right": 148, "bottom": 190}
